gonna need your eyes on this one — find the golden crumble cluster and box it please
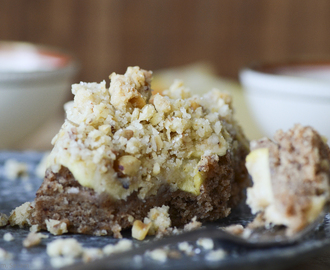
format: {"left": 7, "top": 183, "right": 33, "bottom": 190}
{"left": 47, "top": 66, "right": 246, "bottom": 200}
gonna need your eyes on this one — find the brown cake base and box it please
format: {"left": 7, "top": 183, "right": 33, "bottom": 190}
{"left": 30, "top": 149, "right": 249, "bottom": 237}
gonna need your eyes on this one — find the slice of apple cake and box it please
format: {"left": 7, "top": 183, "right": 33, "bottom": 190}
{"left": 30, "top": 66, "right": 249, "bottom": 237}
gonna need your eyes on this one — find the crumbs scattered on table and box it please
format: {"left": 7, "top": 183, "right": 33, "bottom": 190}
{"left": 3, "top": 158, "right": 29, "bottom": 180}
{"left": 82, "top": 248, "right": 103, "bottom": 263}
{"left": 196, "top": 238, "right": 214, "bottom": 250}
{"left": 205, "top": 249, "right": 226, "bottom": 261}
{"left": 47, "top": 238, "right": 83, "bottom": 258}
{"left": 3, "top": 232, "right": 14, "bottom": 242}
{"left": 178, "top": 242, "right": 194, "bottom": 256}
{"left": 102, "top": 239, "right": 133, "bottom": 256}
{"left": 23, "top": 232, "right": 48, "bottom": 248}
{"left": 146, "top": 248, "right": 168, "bottom": 263}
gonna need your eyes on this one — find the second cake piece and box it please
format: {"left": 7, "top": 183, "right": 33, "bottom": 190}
{"left": 246, "top": 124, "right": 330, "bottom": 234}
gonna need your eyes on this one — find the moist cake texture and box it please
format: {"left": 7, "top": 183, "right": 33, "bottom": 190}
{"left": 30, "top": 66, "right": 249, "bottom": 236}
{"left": 246, "top": 124, "right": 330, "bottom": 234}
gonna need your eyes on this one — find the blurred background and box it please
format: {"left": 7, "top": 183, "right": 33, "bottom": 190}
{"left": 1, "top": 0, "right": 330, "bottom": 149}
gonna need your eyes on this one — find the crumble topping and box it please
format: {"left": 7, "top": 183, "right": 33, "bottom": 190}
{"left": 47, "top": 66, "right": 246, "bottom": 200}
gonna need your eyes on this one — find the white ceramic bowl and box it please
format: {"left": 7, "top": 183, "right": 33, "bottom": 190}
{"left": 239, "top": 60, "right": 330, "bottom": 140}
{"left": 0, "top": 41, "right": 78, "bottom": 148}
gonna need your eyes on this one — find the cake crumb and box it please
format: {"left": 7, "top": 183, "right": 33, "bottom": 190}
{"left": 103, "top": 239, "right": 133, "bottom": 256}
{"left": 50, "top": 256, "right": 75, "bottom": 268}
{"left": 0, "top": 248, "right": 13, "bottom": 260}
{"left": 23, "top": 232, "right": 48, "bottom": 248}
{"left": 221, "top": 224, "right": 245, "bottom": 235}
{"left": 3, "top": 159, "right": 28, "bottom": 180}
{"left": 3, "top": 232, "right": 14, "bottom": 242}
{"left": 9, "top": 202, "right": 34, "bottom": 228}
{"left": 144, "top": 205, "right": 171, "bottom": 236}
{"left": 205, "top": 249, "right": 226, "bottom": 261}
{"left": 82, "top": 248, "right": 103, "bottom": 263}
{"left": 146, "top": 248, "right": 167, "bottom": 263}
{"left": 178, "top": 242, "right": 194, "bottom": 256}
{"left": 47, "top": 238, "right": 82, "bottom": 258}
{"left": 183, "top": 216, "right": 202, "bottom": 231}
{"left": 196, "top": 238, "right": 214, "bottom": 250}
{"left": 45, "top": 219, "right": 68, "bottom": 235}
{"left": 0, "top": 213, "right": 8, "bottom": 227}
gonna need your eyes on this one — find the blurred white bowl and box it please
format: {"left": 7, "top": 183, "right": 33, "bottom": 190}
{"left": 0, "top": 41, "right": 78, "bottom": 149}
{"left": 239, "top": 60, "right": 330, "bottom": 140}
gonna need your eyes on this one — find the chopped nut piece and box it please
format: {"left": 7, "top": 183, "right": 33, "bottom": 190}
{"left": 117, "top": 155, "right": 141, "bottom": 176}
{"left": 153, "top": 94, "right": 171, "bottom": 113}
{"left": 9, "top": 202, "right": 34, "bottom": 228}
{"left": 45, "top": 219, "right": 68, "bottom": 235}
{"left": 132, "top": 220, "right": 152, "bottom": 240}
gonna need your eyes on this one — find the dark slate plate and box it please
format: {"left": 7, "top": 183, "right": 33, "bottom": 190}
{"left": 0, "top": 151, "right": 330, "bottom": 270}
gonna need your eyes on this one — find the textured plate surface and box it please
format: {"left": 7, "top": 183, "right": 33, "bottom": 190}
{"left": 0, "top": 151, "right": 330, "bottom": 270}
